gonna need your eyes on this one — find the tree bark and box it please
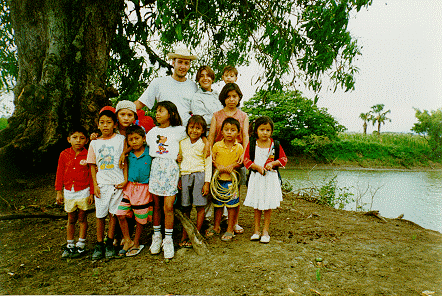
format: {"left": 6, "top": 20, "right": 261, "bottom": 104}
{"left": 0, "top": 0, "right": 123, "bottom": 179}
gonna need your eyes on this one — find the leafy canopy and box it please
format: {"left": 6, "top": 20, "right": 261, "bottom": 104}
{"left": 2, "top": 0, "right": 372, "bottom": 100}
{"left": 0, "top": 1, "right": 17, "bottom": 95}
{"left": 108, "top": 0, "right": 372, "bottom": 99}
{"left": 412, "top": 108, "right": 442, "bottom": 158}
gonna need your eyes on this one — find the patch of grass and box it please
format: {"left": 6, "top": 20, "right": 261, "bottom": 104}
{"left": 296, "top": 132, "right": 439, "bottom": 168}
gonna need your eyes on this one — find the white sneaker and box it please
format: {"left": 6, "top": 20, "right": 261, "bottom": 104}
{"left": 260, "top": 235, "right": 270, "bottom": 244}
{"left": 150, "top": 234, "right": 162, "bottom": 254}
{"left": 250, "top": 233, "right": 261, "bottom": 241}
{"left": 162, "top": 237, "right": 174, "bottom": 259}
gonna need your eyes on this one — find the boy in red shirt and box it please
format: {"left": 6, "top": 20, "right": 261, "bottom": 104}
{"left": 55, "top": 126, "right": 94, "bottom": 258}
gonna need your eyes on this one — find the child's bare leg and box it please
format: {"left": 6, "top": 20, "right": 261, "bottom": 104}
{"left": 163, "top": 195, "right": 175, "bottom": 229}
{"left": 181, "top": 206, "right": 191, "bottom": 242}
{"left": 67, "top": 211, "right": 78, "bottom": 241}
{"left": 77, "top": 210, "right": 88, "bottom": 240}
{"left": 226, "top": 207, "right": 238, "bottom": 234}
{"left": 152, "top": 194, "right": 161, "bottom": 227}
{"left": 253, "top": 209, "right": 262, "bottom": 235}
{"left": 196, "top": 206, "right": 205, "bottom": 233}
{"left": 262, "top": 209, "right": 272, "bottom": 236}
{"left": 213, "top": 207, "right": 223, "bottom": 233}
{"left": 107, "top": 214, "right": 118, "bottom": 240}
{"left": 117, "top": 215, "right": 133, "bottom": 250}
{"left": 133, "top": 222, "right": 143, "bottom": 247}
{"left": 96, "top": 217, "right": 106, "bottom": 242}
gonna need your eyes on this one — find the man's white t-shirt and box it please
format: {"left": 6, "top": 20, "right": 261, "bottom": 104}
{"left": 138, "top": 76, "right": 198, "bottom": 126}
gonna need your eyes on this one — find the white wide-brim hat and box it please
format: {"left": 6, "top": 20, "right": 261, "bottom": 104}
{"left": 167, "top": 46, "right": 197, "bottom": 60}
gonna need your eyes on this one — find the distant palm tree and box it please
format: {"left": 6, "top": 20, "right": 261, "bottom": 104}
{"left": 370, "top": 104, "right": 391, "bottom": 134}
{"left": 359, "top": 112, "right": 371, "bottom": 134}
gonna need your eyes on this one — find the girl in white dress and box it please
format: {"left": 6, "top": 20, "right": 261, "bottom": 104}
{"left": 243, "top": 116, "right": 288, "bottom": 243}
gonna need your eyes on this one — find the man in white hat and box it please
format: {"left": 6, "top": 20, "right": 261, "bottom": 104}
{"left": 134, "top": 47, "right": 198, "bottom": 126}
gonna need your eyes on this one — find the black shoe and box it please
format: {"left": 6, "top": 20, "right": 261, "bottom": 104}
{"left": 61, "top": 246, "right": 76, "bottom": 259}
{"left": 70, "top": 246, "right": 86, "bottom": 258}
{"left": 91, "top": 243, "right": 104, "bottom": 260}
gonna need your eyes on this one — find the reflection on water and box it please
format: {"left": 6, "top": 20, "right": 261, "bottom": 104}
{"left": 280, "top": 168, "right": 442, "bottom": 233}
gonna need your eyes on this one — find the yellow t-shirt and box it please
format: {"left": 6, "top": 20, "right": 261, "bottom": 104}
{"left": 212, "top": 140, "right": 244, "bottom": 181}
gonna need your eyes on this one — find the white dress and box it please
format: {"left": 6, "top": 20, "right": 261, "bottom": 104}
{"left": 243, "top": 146, "right": 283, "bottom": 210}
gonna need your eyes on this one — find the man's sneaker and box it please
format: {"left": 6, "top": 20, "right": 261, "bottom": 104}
{"left": 71, "top": 246, "right": 86, "bottom": 258}
{"left": 149, "top": 234, "right": 162, "bottom": 255}
{"left": 91, "top": 243, "right": 104, "bottom": 260}
{"left": 162, "top": 237, "right": 174, "bottom": 259}
{"left": 61, "top": 246, "right": 76, "bottom": 259}
{"left": 105, "top": 244, "right": 116, "bottom": 259}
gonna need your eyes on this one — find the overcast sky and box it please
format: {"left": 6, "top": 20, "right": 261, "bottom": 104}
{"left": 237, "top": 0, "right": 442, "bottom": 133}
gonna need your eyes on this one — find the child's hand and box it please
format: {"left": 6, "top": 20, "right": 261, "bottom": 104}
{"left": 257, "top": 165, "right": 266, "bottom": 176}
{"left": 177, "top": 153, "right": 183, "bottom": 163}
{"left": 204, "top": 142, "right": 211, "bottom": 158}
{"left": 202, "top": 182, "right": 210, "bottom": 196}
{"left": 265, "top": 161, "right": 277, "bottom": 171}
{"left": 177, "top": 179, "right": 182, "bottom": 190}
{"left": 115, "top": 181, "right": 127, "bottom": 189}
{"left": 224, "top": 164, "right": 234, "bottom": 175}
{"left": 237, "top": 154, "right": 244, "bottom": 164}
{"left": 94, "top": 185, "right": 101, "bottom": 198}
{"left": 56, "top": 191, "right": 64, "bottom": 205}
{"left": 90, "top": 132, "right": 99, "bottom": 141}
{"left": 119, "top": 155, "right": 124, "bottom": 169}
{"left": 87, "top": 194, "right": 94, "bottom": 205}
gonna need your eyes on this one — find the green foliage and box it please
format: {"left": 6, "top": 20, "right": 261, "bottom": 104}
{"left": 0, "top": 1, "right": 17, "bottom": 93}
{"left": 106, "top": 0, "right": 372, "bottom": 99}
{"left": 281, "top": 179, "right": 293, "bottom": 193}
{"left": 370, "top": 104, "right": 391, "bottom": 134}
{"left": 243, "top": 90, "right": 345, "bottom": 153}
{"left": 318, "top": 175, "right": 354, "bottom": 209}
{"left": 0, "top": 117, "right": 8, "bottom": 130}
{"left": 295, "top": 174, "right": 354, "bottom": 209}
{"left": 1, "top": 1, "right": 372, "bottom": 102}
{"left": 412, "top": 108, "right": 442, "bottom": 158}
{"left": 306, "top": 132, "right": 436, "bottom": 166}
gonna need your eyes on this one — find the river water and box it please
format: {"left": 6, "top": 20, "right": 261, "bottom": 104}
{"left": 280, "top": 168, "right": 442, "bottom": 233}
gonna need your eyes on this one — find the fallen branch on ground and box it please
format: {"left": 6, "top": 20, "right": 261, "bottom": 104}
{"left": 364, "top": 210, "right": 387, "bottom": 223}
{"left": 174, "top": 208, "right": 209, "bottom": 256}
{"left": 0, "top": 213, "right": 67, "bottom": 220}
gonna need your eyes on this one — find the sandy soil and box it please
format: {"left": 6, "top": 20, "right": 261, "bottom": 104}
{"left": 0, "top": 173, "right": 441, "bottom": 295}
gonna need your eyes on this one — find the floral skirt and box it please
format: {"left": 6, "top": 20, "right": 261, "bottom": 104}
{"left": 148, "top": 158, "right": 179, "bottom": 196}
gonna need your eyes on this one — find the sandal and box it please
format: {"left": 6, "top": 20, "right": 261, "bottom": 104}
{"left": 179, "top": 239, "right": 192, "bottom": 248}
{"left": 205, "top": 228, "right": 220, "bottom": 238}
{"left": 221, "top": 231, "right": 235, "bottom": 242}
{"left": 233, "top": 224, "right": 244, "bottom": 234}
{"left": 126, "top": 245, "right": 144, "bottom": 257}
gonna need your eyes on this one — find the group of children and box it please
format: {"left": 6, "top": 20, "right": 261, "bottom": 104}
{"left": 55, "top": 66, "right": 287, "bottom": 261}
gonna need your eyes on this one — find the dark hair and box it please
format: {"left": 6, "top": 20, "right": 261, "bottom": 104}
{"left": 219, "top": 83, "right": 243, "bottom": 107}
{"left": 99, "top": 109, "right": 117, "bottom": 123}
{"left": 221, "top": 117, "right": 241, "bottom": 132}
{"left": 156, "top": 101, "right": 182, "bottom": 126}
{"left": 222, "top": 65, "right": 238, "bottom": 76}
{"left": 196, "top": 65, "right": 215, "bottom": 82}
{"left": 186, "top": 115, "right": 207, "bottom": 137}
{"left": 250, "top": 116, "right": 274, "bottom": 138}
{"left": 126, "top": 125, "right": 146, "bottom": 138}
{"left": 68, "top": 125, "right": 89, "bottom": 138}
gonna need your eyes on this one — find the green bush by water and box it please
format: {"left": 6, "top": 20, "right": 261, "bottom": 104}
{"left": 292, "top": 132, "right": 436, "bottom": 167}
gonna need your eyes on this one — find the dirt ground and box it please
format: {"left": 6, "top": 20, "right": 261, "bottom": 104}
{"left": 0, "top": 172, "right": 441, "bottom": 296}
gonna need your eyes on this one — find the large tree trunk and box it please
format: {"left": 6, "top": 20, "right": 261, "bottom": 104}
{"left": 0, "top": 0, "right": 123, "bottom": 179}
